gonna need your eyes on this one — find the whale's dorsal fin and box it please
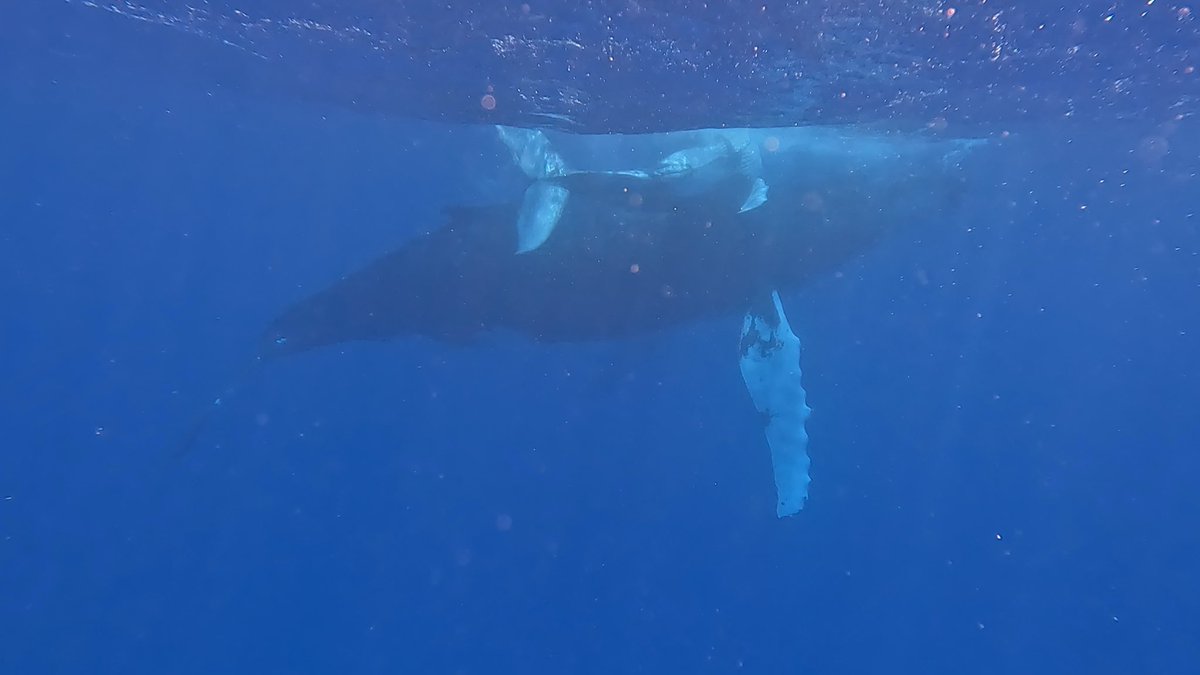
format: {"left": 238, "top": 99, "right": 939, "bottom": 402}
{"left": 496, "top": 126, "right": 770, "bottom": 253}
{"left": 739, "top": 177, "right": 769, "bottom": 213}
{"left": 732, "top": 138, "right": 768, "bottom": 213}
{"left": 656, "top": 136, "right": 770, "bottom": 213}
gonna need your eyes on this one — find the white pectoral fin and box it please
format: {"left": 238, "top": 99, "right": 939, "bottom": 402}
{"left": 516, "top": 181, "right": 570, "bottom": 253}
{"left": 739, "top": 177, "right": 769, "bottom": 213}
{"left": 734, "top": 141, "right": 768, "bottom": 212}
{"left": 739, "top": 291, "right": 812, "bottom": 517}
{"left": 496, "top": 125, "right": 566, "bottom": 179}
{"left": 497, "top": 125, "right": 572, "bottom": 253}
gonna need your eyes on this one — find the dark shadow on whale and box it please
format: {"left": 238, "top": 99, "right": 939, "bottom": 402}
{"left": 259, "top": 198, "right": 883, "bottom": 359}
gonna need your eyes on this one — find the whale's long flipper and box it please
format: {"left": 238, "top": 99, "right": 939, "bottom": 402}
{"left": 514, "top": 181, "right": 570, "bottom": 254}
{"left": 495, "top": 126, "right": 574, "bottom": 253}
{"left": 739, "top": 291, "right": 811, "bottom": 517}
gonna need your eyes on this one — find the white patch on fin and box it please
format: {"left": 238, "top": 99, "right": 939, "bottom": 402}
{"left": 739, "top": 177, "right": 769, "bottom": 213}
{"left": 739, "top": 290, "right": 812, "bottom": 517}
{"left": 495, "top": 125, "right": 566, "bottom": 180}
{"left": 516, "top": 182, "right": 570, "bottom": 253}
{"left": 497, "top": 125, "right": 570, "bottom": 253}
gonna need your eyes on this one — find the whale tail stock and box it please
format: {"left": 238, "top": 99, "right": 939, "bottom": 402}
{"left": 169, "top": 357, "right": 265, "bottom": 461}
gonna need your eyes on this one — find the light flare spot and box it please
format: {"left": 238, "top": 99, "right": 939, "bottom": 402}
{"left": 1136, "top": 135, "right": 1170, "bottom": 164}
{"left": 801, "top": 192, "right": 825, "bottom": 212}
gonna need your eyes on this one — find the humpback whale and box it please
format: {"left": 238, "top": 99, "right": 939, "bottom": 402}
{"left": 496, "top": 126, "right": 769, "bottom": 253}
{"left": 253, "top": 126, "right": 982, "bottom": 516}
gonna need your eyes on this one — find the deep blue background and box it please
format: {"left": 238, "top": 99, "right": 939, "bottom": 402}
{"left": 3, "top": 2, "right": 1200, "bottom": 674}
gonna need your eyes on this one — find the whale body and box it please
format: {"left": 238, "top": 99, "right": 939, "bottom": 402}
{"left": 249, "top": 126, "right": 982, "bottom": 515}
{"left": 262, "top": 126, "right": 980, "bottom": 357}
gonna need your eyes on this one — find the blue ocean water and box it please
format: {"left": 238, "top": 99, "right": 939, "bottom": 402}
{"left": 2, "top": 2, "right": 1198, "bottom": 673}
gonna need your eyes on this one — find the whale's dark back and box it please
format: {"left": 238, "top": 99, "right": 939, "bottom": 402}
{"left": 260, "top": 195, "right": 880, "bottom": 359}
